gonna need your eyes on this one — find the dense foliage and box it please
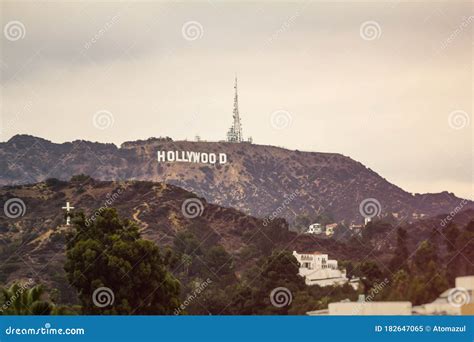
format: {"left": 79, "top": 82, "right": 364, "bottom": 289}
{"left": 2, "top": 201, "right": 473, "bottom": 315}
{"left": 0, "top": 282, "right": 53, "bottom": 315}
{"left": 64, "top": 208, "right": 180, "bottom": 314}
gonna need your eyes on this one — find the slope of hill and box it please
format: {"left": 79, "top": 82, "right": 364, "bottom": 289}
{"left": 0, "top": 134, "right": 471, "bottom": 224}
{"left": 0, "top": 178, "right": 292, "bottom": 301}
{"left": 1, "top": 178, "right": 473, "bottom": 305}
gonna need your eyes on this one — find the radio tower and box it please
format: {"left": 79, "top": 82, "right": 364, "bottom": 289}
{"left": 226, "top": 76, "right": 243, "bottom": 142}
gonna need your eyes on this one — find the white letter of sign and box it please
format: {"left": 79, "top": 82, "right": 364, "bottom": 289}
{"left": 157, "top": 151, "right": 166, "bottom": 162}
{"left": 219, "top": 153, "right": 227, "bottom": 164}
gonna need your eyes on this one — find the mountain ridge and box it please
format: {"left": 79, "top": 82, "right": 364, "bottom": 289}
{"left": 1, "top": 134, "right": 471, "bottom": 223}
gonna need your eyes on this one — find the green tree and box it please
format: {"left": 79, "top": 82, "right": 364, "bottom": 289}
{"left": 173, "top": 230, "right": 205, "bottom": 277}
{"left": 444, "top": 223, "right": 460, "bottom": 253}
{"left": 254, "top": 250, "right": 305, "bottom": 314}
{"left": 412, "top": 240, "right": 438, "bottom": 274}
{"left": 355, "top": 261, "right": 383, "bottom": 294}
{"left": 65, "top": 208, "right": 180, "bottom": 314}
{"left": 444, "top": 223, "right": 461, "bottom": 281}
{"left": 259, "top": 251, "right": 304, "bottom": 290}
{"left": 0, "top": 283, "right": 53, "bottom": 315}
{"left": 173, "top": 230, "right": 203, "bottom": 256}
{"left": 293, "top": 214, "right": 312, "bottom": 232}
{"left": 389, "top": 227, "right": 409, "bottom": 272}
{"left": 204, "top": 246, "right": 234, "bottom": 277}
{"left": 444, "top": 222, "right": 474, "bottom": 283}
{"left": 423, "top": 262, "right": 449, "bottom": 303}
{"left": 287, "top": 291, "right": 318, "bottom": 315}
{"left": 385, "top": 269, "right": 410, "bottom": 301}
{"left": 224, "top": 284, "right": 256, "bottom": 315}
{"left": 406, "top": 241, "right": 449, "bottom": 305}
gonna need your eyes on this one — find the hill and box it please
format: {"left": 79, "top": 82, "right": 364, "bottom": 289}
{"left": 1, "top": 135, "right": 471, "bottom": 224}
{"left": 1, "top": 178, "right": 473, "bottom": 306}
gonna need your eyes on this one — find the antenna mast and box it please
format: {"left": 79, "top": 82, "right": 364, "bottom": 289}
{"left": 227, "top": 76, "right": 244, "bottom": 142}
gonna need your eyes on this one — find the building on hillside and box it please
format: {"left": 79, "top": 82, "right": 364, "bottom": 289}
{"left": 349, "top": 223, "right": 364, "bottom": 234}
{"left": 292, "top": 251, "right": 356, "bottom": 288}
{"left": 307, "top": 301, "right": 412, "bottom": 316}
{"left": 411, "top": 212, "right": 427, "bottom": 219}
{"left": 325, "top": 223, "right": 337, "bottom": 236}
{"left": 306, "top": 223, "right": 323, "bottom": 234}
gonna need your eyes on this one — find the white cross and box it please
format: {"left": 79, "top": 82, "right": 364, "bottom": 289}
{"left": 62, "top": 202, "right": 74, "bottom": 212}
{"left": 62, "top": 202, "right": 75, "bottom": 225}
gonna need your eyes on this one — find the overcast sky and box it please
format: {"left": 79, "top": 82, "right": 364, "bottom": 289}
{"left": 0, "top": 1, "right": 472, "bottom": 199}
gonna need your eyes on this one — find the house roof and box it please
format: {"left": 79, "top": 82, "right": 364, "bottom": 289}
{"left": 295, "top": 251, "right": 323, "bottom": 255}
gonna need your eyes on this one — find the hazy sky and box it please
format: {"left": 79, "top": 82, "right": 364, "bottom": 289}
{"left": 0, "top": 1, "right": 472, "bottom": 199}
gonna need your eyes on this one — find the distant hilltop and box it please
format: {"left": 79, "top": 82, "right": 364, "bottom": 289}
{"left": 1, "top": 134, "right": 472, "bottom": 223}
{"left": 121, "top": 136, "right": 173, "bottom": 148}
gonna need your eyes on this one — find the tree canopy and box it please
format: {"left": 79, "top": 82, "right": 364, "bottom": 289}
{"left": 64, "top": 208, "right": 180, "bottom": 314}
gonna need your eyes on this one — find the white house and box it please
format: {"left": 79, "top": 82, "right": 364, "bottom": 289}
{"left": 292, "top": 251, "right": 350, "bottom": 287}
{"left": 306, "top": 223, "right": 323, "bottom": 234}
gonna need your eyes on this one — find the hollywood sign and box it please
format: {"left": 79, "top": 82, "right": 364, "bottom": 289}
{"left": 157, "top": 150, "right": 228, "bottom": 165}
